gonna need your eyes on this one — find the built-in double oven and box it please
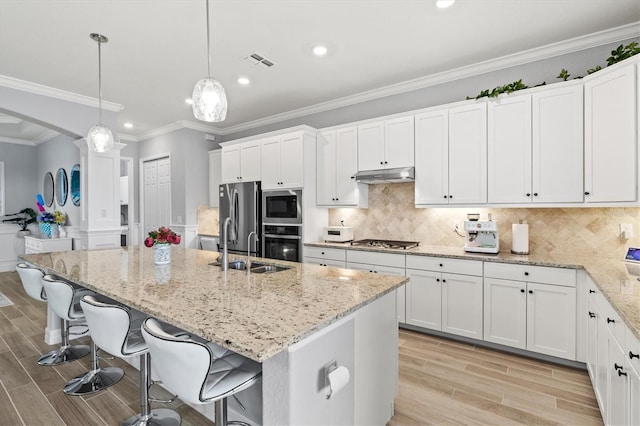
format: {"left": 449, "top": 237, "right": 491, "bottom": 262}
{"left": 262, "top": 189, "right": 302, "bottom": 262}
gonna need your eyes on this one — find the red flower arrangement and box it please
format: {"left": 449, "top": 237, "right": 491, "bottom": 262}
{"left": 144, "top": 226, "right": 181, "bottom": 247}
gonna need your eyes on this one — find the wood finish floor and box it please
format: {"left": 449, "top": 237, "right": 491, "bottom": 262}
{"left": 0, "top": 271, "right": 602, "bottom": 425}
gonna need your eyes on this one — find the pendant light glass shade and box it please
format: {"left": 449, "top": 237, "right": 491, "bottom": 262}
{"left": 192, "top": 77, "right": 227, "bottom": 122}
{"left": 192, "top": 0, "right": 227, "bottom": 122}
{"left": 87, "top": 125, "right": 114, "bottom": 153}
{"left": 87, "top": 33, "right": 114, "bottom": 152}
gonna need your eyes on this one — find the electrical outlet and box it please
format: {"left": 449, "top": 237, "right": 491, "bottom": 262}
{"left": 620, "top": 223, "right": 633, "bottom": 240}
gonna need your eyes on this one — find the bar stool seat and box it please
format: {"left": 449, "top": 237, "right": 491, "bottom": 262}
{"left": 142, "top": 318, "right": 262, "bottom": 426}
{"left": 81, "top": 295, "right": 180, "bottom": 426}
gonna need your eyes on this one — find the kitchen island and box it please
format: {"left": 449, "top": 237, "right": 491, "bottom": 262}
{"left": 20, "top": 246, "right": 407, "bottom": 425}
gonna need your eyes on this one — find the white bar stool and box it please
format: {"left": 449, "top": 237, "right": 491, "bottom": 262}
{"left": 15, "top": 264, "right": 90, "bottom": 366}
{"left": 141, "top": 318, "right": 262, "bottom": 426}
{"left": 41, "top": 275, "right": 123, "bottom": 396}
{"left": 80, "top": 295, "right": 180, "bottom": 426}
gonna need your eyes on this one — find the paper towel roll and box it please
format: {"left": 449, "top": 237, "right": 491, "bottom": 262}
{"left": 326, "top": 365, "right": 350, "bottom": 399}
{"left": 512, "top": 222, "right": 529, "bottom": 254}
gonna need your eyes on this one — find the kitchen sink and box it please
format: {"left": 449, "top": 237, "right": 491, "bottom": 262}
{"left": 209, "top": 260, "right": 291, "bottom": 274}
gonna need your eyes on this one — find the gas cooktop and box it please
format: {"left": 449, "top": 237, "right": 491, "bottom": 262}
{"left": 350, "top": 239, "right": 420, "bottom": 250}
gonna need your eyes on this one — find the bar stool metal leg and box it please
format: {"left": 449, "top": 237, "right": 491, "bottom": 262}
{"left": 63, "top": 341, "right": 124, "bottom": 395}
{"left": 37, "top": 318, "right": 90, "bottom": 366}
{"left": 122, "top": 352, "right": 180, "bottom": 426}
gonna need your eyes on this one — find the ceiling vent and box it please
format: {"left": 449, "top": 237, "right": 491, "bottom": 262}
{"left": 244, "top": 52, "right": 276, "bottom": 69}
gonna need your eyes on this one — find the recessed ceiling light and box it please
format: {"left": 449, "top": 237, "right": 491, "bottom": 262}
{"left": 436, "top": 0, "right": 455, "bottom": 8}
{"left": 185, "top": 98, "right": 193, "bottom": 105}
{"left": 237, "top": 76, "right": 250, "bottom": 85}
{"left": 123, "top": 122, "right": 133, "bottom": 129}
{"left": 313, "top": 45, "right": 328, "bottom": 56}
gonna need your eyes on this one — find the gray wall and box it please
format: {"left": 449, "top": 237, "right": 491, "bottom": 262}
{"left": 0, "top": 143, "right": 37, "bottom": 217}
{"left": 222, "top": 38, "right": 639, "bottom": 141}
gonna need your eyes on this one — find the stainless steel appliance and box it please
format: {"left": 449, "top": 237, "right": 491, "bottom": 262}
{"left": 350, "top": 239, "right": 419, "bottom": 250}
{"left": 463, "top": 216, "right": 499, "bottom": 254}
{"left": 262, "top": 224, "right": 301, "bottom": 262}
{"left": 324, "top": 226, "right": 354, "bottom": 243}
{"left": 262, "top": 189, "right": 302, "bottom": 225}
{"left": 219, "top": 181, "right": 261, "bottom": 256}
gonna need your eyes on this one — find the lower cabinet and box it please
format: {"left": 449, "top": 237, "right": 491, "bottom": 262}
{"left": 405, "top": 256, "right": 483, "bottom": 340}
{"left": 303, "top": 246, "right": 346, "bottom": 268}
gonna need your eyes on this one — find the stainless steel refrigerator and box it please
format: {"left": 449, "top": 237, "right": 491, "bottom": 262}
{"left": 219, "top": 181, "right": 261, "bottom": 256}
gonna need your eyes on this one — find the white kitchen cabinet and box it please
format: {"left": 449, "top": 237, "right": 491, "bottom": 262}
{"left": 304, "top": 246, "right": 347, "bottom": 268}
{"left": 487, "top": 85, "right": 583, "bottom": 204}
{"left": 208, "top": 149, "right": 221, "bottom": 208}
{"left": 357, "top": 116, "right": 414, "bottom": 171}
{"left": 587, "top": 297, "right": 599, "bottom": 386}
{"left": 406, "top": 256, "right": 483, "bottom": 339}
{"left": 414, "top": 103, "right": 486, "bottom": 205}
{"left": 630, "top": 365, "right": 640, "bottom": 426}
{"left": 346, "top": 250, "right": 406, "bottom": 323}
{"left": 261, "top": 133, "right": 304, "bottom": 190}
{"left": 317, "top": 127, "right": 366, "bottom": 206}
{"left": 24, "top": 236, "right": 72, "bottom": 254}
{"left": 119, "top": 176, "right": 129, "bottom": 205}
{"left": 483, "top": 262, "right": 576, "bottom": 360}
{"left": 584, "top": 62, "right": 637, "bottom": 203}
{"left": 608, "top": 334, "right": 629, "bottom": 426}
{"left": 221, "top": 141, "right": 261, "bottom": 183}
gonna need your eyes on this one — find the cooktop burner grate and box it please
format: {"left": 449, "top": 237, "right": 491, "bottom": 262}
{"left": 350, "top": 239, "right": 420, "bottom": 250}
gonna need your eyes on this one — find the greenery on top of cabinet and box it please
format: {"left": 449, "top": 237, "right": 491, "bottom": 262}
{"left": 467, "top": 41, "right": 639, "bottom": 100}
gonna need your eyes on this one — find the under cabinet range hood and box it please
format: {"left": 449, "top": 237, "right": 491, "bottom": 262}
{"left": 352, "top": 166, "right": 415, "bottom": 184}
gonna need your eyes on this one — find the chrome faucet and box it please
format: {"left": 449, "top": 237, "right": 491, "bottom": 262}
{"left": 247, "top": 231, "right": 259, "bottom": 268}
{"left": 221, "top": 217, "right": 232, "bottom": 271}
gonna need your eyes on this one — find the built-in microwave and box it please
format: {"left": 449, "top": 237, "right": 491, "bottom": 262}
{"left": 262, "top": 189, "right": 302, "bottom": 224}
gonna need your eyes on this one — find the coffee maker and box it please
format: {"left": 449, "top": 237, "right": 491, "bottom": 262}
{"left": 463, "top": 213, "right": 499, "bottom": 254}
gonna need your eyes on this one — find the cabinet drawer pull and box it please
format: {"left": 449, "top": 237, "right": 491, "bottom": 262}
{"left": 614, "top": 363, "right": 623, "bottom": 370}
{"left": 588, "top": 312, "right": 596, "bottom": 318}
{"left": 584, "top": 191, "right": 590, "bottom": 196}
{"left": 607, "top": 318, "right": 615, "bottom": 324}
{"left": 528, "top": 290, "right": 533, "bottom": 294}
{"left": 630, "top": 352, "right": 639, "bottom": 359}
{"left": 618, "top": 370, "right": 627, "bottom": 377}
{"left": 589, "top": 289, "right": 595, "bottom": 294}
{"left": 520, "top": 289, "right": 525, "bottom": 293}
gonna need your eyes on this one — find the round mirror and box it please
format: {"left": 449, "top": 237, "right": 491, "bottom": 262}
{"left": 55, "top": 168, "right": 68, "bottom": 206}
{"left": 43, "top": 172, "right": 54, "bottom": 207}
{"left": 70, "top": 164, "right": 80, "bottom": 206}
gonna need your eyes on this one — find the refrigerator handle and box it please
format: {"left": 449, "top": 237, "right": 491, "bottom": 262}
{"left": 233, "top": 189, "right": 239, "bottom": 244}
{"left": 254, "top": 186, "right": 259, "bottom": 251}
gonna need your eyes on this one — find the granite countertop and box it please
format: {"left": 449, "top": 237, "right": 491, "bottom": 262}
{"left": 306, "top": 241, "right": 640, "bottom": 341}
{"left": 19, "top": 247, "right": 406, "bottom": 363}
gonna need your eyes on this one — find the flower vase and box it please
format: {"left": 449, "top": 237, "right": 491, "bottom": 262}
{"left": 50, "top": 224, "right": 59, "bottom": 239}
{"left": 39, "top": 222, "right": 52, "bottom": 239}
{"left": 154, "top": 244, "right": 171, "bottom": 265}
{"left": 154, "top": 264, "right": 171, "bottom": 284}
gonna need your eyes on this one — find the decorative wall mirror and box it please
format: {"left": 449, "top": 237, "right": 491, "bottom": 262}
{"left": 55, "top": 168, "right": 68, "bottom": 206}
{"left": 43, "top": 172, "right": 54, "bottom": 207}
{"left": 70, "top": 164, "right": 80, "bottom": 206}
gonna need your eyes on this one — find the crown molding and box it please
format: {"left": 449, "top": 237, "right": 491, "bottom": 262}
{"left": 218, "top": 22, "right": 640, "bottom": 135}
{"left": 32, "top": 129, "right": 59, "bottom": 145}
{"left": 0, "top": 136, "right": 35, "bottom": 146}
{"left": 118, "top": 133, "right": 137, "bottom": 142}
{"left": 136, "top": 120, "right": 221, "bottom": 141}
{"left": 0, "top": 75, "right": 123, "bottom": 112}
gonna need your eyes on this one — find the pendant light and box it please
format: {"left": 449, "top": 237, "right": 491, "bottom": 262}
{"left": 192, "top": 0, "right": 227, "bottom": 122}
{"left": 87, "top": 33, "right": 114, "bottom": 153}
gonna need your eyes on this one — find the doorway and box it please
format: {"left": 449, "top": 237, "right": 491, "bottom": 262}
{"left": 141, "top": 156, "right": 171, "bottom": 241}
{"left": 120, "top": 157, "right": 134, "bottom": 246}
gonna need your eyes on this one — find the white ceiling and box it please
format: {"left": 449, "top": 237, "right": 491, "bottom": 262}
{"left": 0, "top": 0, "right": 639, "bottom": 142}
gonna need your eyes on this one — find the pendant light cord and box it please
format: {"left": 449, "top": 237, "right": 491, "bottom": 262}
{"left": 206, "top": 0, "right": 211, "bottom": 78}
{"left": 97, "top": 38, "right": 103, "bottom": 126}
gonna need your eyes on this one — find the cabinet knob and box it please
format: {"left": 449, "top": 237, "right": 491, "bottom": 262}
{"left": 336, "top": 198, "right": 339, "bottom": 201}
{"left": 528, "top": 290, "right": 533, "bottom": 294}
{"left": 524, "top": 272, "right": 529, "bottom": 276}
{"left": 331, "top": 198, "right": 335, "bottom": 201}
{"left": 374, "top": 271, "right": 378, "bottom": 274}
{"left": 443, "top": 195, "right": 448, "bottom": 199}
{"left": 439, "top": 263, "right": 443, "bottom": 267}
{"left": 526, "top": 193, "right": 531, "bottom": 197}
{"left": 449, "top": 195, "right": 453, "bottom": 198}
{"left": 588, "top": 312, "right": 596, "bottom": 318}
{"left": 442, "top": 279, "right": 446, "bottom": 283}
{"left": 321, "top": 252, "right": 325, "bottom": 255}
{"left": 589, "top": 289, "right": 595, "bottom": 294}
{"left": 630, "top": 351, "right": 639, "bottom": 359}
{"left": 369, "top": 270, "right": 373, "bottom": 273}
{"left": 350, "top": 176, "right": 355, "bottom": 179}
{"left": 614, "top": 363, "right": 623, "bottom": 370}
{"left": 607, "top": 317, "right": 615, "bottom": 324}
{"left": 584, "top": 192, "right": 590, "bottom": 196}
{"left": 380, "top": 161, "right": 384, "bottom": 165}
{"left": 533, "top": 193, "right": 538, "bottom": 197}
{"left": 520, "top": 289, "right": 525, "bottom": 293}
{"left": 384, "top": 161, "right": 388, "bottom": 165}
{"left": 436, "top": 278, "right": 440, "bottom": 282}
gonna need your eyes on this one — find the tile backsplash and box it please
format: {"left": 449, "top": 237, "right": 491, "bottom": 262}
{"left": 329, "top": 183, "right": 640, "bottom": 258}
{"left": 197, "top": 206, "right": 219, "bottom": 236}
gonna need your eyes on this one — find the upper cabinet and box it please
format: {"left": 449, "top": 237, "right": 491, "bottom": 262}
{"left": 317, "top": 127, "right": 368, "bottom": 207}
{"left": 261, "top": 133, "right": 304, "bottom": 190}
{"left": 208, "top": 149, "right": 221, "bottom": 208}
{"left": 584, "top": 62, "right": 637, "bottom": 203}
{"left": 119, "top": 176, "right": 129, "bottom": 205}
{"left": 487, "top": 85, "right": 584, "bottom": 204}
{"left": 357, "top": 116, "right": 414, "bottom": 171}
{"left": 221, "top": 140, "right": 261, "bottom": 183}
{"left": 415, "top": 103, "right": 487, "bottom": 205}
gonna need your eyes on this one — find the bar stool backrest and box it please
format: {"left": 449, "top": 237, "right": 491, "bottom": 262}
{"left": 80, "top": 295, "right": 133, "bottom": 357}
{"left": 42, "top": 275, "right": 80, "bottom": 321}
{"left": 141, "top": 318, "right": 211, "bottom": 405}
{"left": 16, "top": 263, "right": 46, "bottom": 302}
